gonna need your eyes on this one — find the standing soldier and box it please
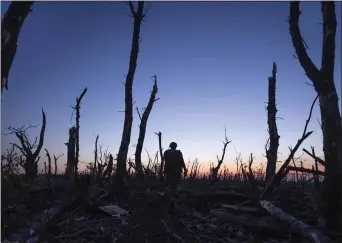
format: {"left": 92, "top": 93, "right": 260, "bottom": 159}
{"left": 164, "top": 142, "right": 187, "bottom": 195}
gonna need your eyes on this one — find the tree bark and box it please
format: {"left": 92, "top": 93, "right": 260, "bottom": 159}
{"left": 1, "top": 1, "right": 34, "bottom": 92}
{"left": 289, "top": 2, "right": 342, "bottom": 232}
{"left": 115, "top": 2, "right": 145, "bottom": 186}
{"left": 265, "top": 63, "right": 280, "bottom": 184}
{"left": 135, "top": 76, "right": 158, "bottom": 174}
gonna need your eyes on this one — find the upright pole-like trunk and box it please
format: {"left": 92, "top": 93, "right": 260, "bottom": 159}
{"left": 135, "top": 76, "right": 158, "bottom": 174}
{"left": 265, "top": 63, "right": 280, "bottom": 184}
{"left": 74, "top": 87, "right": 87, "bottom": 177}
{"left": 93, "top": 135, "right": 99, "bottom": 176}
{"left": 115, "top": 2, "right": 145, "bottom": 186}
{"left": 1, "top": 1, "right": 34, "bottom": 92}
{"left": 156, "top": 131, "right": 164, "bottom": 177}
{"left": 289, "top": 2, "right": 342, "bottom": 231}
{"left": 65, "top": 126, "right": 76, "bottom": 176}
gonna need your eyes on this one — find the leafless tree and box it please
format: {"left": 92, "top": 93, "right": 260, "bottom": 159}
{"left": 7, "top": 109, "right": 46, "bottom": 180}
{"left": 53, "top": 153, "right": 63, "bottom": 177}
{"left": 265, "top": 63, "right": 280, "bottom": 184}
{"left": 45, "top": 148, "right": 52, "bottom": 188}
{"left": 93, "top": 135, "right": 99, "bottom": 176}
{"left": 1, "top": 1, "right": 34, "bottom": 92}
{"left": 289, "top": 2, "right": 342, "bottom": 231}
{"left": 65, "top": 126, "right": 76, "bottom": 177}
{"left": 116, "top": 1, "right": 145, "bottom": 187}
{"left": 1, "top": 145, "right": 20, "bottom": 174}
{"left": 261, "top": 95, "right": 318, "bottom": 197}
{"left": 135, "top": 76, "right": 159, "bottom": 174}
{"left": 211, "top": 126, "right": 231, "bottom": 180}
{"left": 73, "top": 87, "right": 87, "bottom": 177}
{"left": 155, "top": 131, "right": 164, "bottom": 177}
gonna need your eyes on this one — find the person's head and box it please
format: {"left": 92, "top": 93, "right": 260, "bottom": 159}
{"left": 169, "top": 142, "right": 177, "bottom": 150}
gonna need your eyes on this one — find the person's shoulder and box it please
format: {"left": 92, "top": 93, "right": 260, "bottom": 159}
{"left": 164, "top": 149, "right": 171, "bottom": 154}
{"left": 176, "top": 150, "right": 183, "bottom": 154}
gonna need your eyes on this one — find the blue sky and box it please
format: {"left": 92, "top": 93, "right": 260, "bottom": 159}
{"left": 1, "top": 2, "right": 341, "bottom": 173}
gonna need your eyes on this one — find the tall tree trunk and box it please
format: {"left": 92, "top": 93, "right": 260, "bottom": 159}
{"left": 265, "top": 63, "right": 280, "bottom": 184}
{"left": 74, "top": 88, "right": 87, "bottom": 177}
{"left": 135, "top": 76, "right": 158, "bottom": 174}
{"left": 1, "top": 1, "right": 34, "bottom": 93}
{"left": 115, "top": 2, "right": 145, "bottom": 186}
{"left": 65, "top": 126, "right": 76, "bottom": 177}
{"left": 289, "top": 1, "right": 342, "bottom": 232}
{"left": 156, "top": 131, "right": 165, "bottom": 178}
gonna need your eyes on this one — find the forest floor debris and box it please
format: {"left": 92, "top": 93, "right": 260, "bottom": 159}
{"left": 2, "top": 175, "right": 340, "bottom": 243}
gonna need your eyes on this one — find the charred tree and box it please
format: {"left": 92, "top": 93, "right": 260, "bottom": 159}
{"left": 211, "top": 126, "right": 231, "bottom": 180}
{"left": 103, "top": 153, "right": 114, "bottom": 179}
{"left": 73, "top": 87, "right": 87, "bottom": 177}
{"left": 115, "top": 1, "right": 145, "bottom": 186}
{"left": 265, "top": 63, "right": 280, "bottom": 184}
{"left": 1, "top": 1, "right": 34, "bottom": 93}
{"left": 8, "top": 108, "right": 46, "bottom": 180}
{"left": 65, "top": 126, "right": 76, "bottom": 177}
{"left": 53, "top": 153, "right": 63, "bottom": 177}
{"left": 289, "top": 2, "right": 342, "bottom": 231}
{"left": 156, "top": 131, "right": 164, "bottom": 178}
{"left": 262, "top": 95, "right": 318, "bottom": 197}
{"left": 93, "top": 135, "right": 99, "bottom": 176}
{"left": 135, "top": 76, "right": 159, "bottom": 174}
{"left": 45, "top": 149, "right": 52, "bottom": 189}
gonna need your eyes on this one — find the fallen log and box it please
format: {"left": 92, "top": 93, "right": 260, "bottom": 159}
{"left": 260, "top": 200, "right": 331, "bottom": 243}
{"left": 210, "top": 209, "right": 285, "bottom": 234}
{"left": 194, "top": 190, "right": 250, "bottom": 201}
{"left": 287, "top": 166, "right": 325, "bottom": 176}
{"left": 221, "top": 204, "right": 266, "bottom": 215}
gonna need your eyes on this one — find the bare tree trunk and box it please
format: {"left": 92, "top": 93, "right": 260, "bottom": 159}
{"left": 115, "top": 2, "right": 145, "bottom": 186}
{"left": 74, "top": 88, "right": 87, "bottom": 177}
{"left": 103, "top": 153, "right": 114, "bottom": 179}
{"left": 53, "top": 153, "right": 63, "bottom": 178}
{"left": 1, "top": 1, "right": 34, "bottom": 92}
{"left": 156, "top": 131, "right": 164, "bottom": 178}
{"left": 265, "top": 63, "right": 280, "bottom": 184}
{"left": 211, "top": 126, "right": 231, "bottom": 180}
{"left": 45, "top": 149, "right": 52, "bottom": 189}
{"left": 65, "top": 126, "right": 76, "bottom": 177}
{"left": 135, "top": 76, "right": 159, "bottom": 174}
{"left": 289, "top": 2, "right": 342, "bottom": 231}
{"left": 93, "top": 135, "right": 99, "bottom": 177}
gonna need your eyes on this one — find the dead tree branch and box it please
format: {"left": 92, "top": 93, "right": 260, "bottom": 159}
{"left": 155, "top": 131, "right": 164, "bottom": 177}
{"left": 211, "top": 126, "right": 231, "bottom": 179}
{"left": 302, "top": 148, "right": 326, "bottom": 167}
{"left": 53, "top": 153, "right": 63, "bottom": 177}
{"left": 260, "top": 200, "right": 331, "bottom": 242}
{"left": 135, "top": 75, "right": 159, "bottom": 174}
{"left": 45, "top": 148, "right": 52, "bottom": 188}
{"left": 93, "top": 135, "right": 99, "bottom": 176}
{"left": 74, "top": 87, "right": 87, "bottom": 177}
{"left": 287, "top": 166, "right": 325, "bottom": 177}
{"left": 261, "top": 95, "right": 318, "bottom": 198}
{"left": 265, "top": 62, "right": 280, "bottom": 184}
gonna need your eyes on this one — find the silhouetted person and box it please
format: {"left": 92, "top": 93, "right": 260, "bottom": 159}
{"left": 163, "top": 142, "right": 187, "bottom": 195}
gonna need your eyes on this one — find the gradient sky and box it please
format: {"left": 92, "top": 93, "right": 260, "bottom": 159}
{"left": 1, "top": 2, "right": 341, "bottom": 173}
